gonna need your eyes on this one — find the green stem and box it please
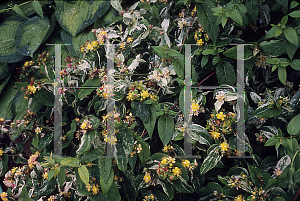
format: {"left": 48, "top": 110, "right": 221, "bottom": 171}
{"left": 0, "top": 1, "right": 31, "bottom": 12}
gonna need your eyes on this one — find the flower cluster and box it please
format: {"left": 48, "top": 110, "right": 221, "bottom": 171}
{"left": 28, "top": 151, "right": 40, "bottom": 169}
{"left": 0, "top": 192, "right": 8, "bottom": 201}
{"left": 36, "top": 51, "right": 50, "bottom": 66}
{"left": 250, "top": 187, "right": 269, "bottom": 200}
{"left": 156, "top": 156, "right": 181, "bottom": 180}
{"left": 194, "top": 27, "right": 209, "bottom": 46}
{"left": 143, "top": 194, "right": 155, "bottom": 201}
{"left": 162, "top": 144, "right": 175, "bottom": 153}
{"left": 181, "top": 159, "right": 198, "bottom": 170}
{"left": 96, "top": 84, "right": 114, "bottom": 99}
{"left": 207, "top": 111, "right": 236, "bottom": 140}
{"left": 0, "top": 148, "right": 3, "bottom": 157}
{"left": 80, "top": 40, "right": 100, "bottom": 53}
{"left": 24, "top": 79, "right": 42, "bottom": 99}
{"left": 273, "top": 167, "right": 283, "bottom": 178}
{"left": 93, "top": 28, "right": 108, "bottom": 45}
{"left": 80, "top": 119, "right": 93, "bottom": 134}
{"left": 126, "top": 81, "right": 157, "bottom": 102}
{"left": 227, "top": 173, "right": 250, "bottom": 190}
{"left": 86, "top": 183, "right": 100, "bottom": 195}
{"left": 255, "top": 54, "right": 271, "bottom": 69}
{"left": 234, "top": 195, "right": 245, "bottom": 201}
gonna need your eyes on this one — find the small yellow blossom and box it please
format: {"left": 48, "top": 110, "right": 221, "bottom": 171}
{"left": 86, "top": 184, "right": 92, "bottom": 191}
{"left": 141, "top": 90, "right": 150, "bottom": 99}
{"left": 161, "top": 157, "right": 168, "bottom": 165}
{"left": 120, "top": 42, "right": 126, "bottom": 50}
{"left": 92, "top": 185, "right": 99, "bottom": 194}
{"left": 137, "top": 144, "right": 142, "bottom": 153}
{"left": 220, "top": 142, "right": 229, "bottom": 152}
{"left": 35, "top": 127, "right": 42, "bottom": 134}
{"left": 234, "top": 195, "right": 245, "bottom": 201}
{"left": 216, "top": 112, "right": 226, "bottom": 121}
{"left": 191, "top": 101, "right": 200, "bottom": 115}
{"left": 0, "top": 149, "right": 4, "bottom": 157}
{"left": 27, "top": 85, "right": 37, "bottom": 94}
{"left": 162, "top": 145, "right": 168, "bottom": 152}
{"left": 210, "top": 131, "right": 221, "bottom": 140}
{"left": 182, "top": 160, "right": 190, "bottom": 168}
{"left": 127, "top": 92, "right": 134, "bottom": 101}
{"left": 0, "top": 192, "right": 8, "bottom": 201}
{"left": 127, "top": 37, "right": 133, "bottom": 43}
{"left": 179, "top": 11, "right": 184, "bottom": 18}
{"left": 172, "top": 167, "right": 181, "bottom": 177}
{"left": 48, "top": 195, "right": 56, "bottom": 201}
{"left": 197, "top": 39, "right": 204, "bottom": 46}
{"left": 143, "top": 173, "right": 151, "bottom": 183}
{"left": 42, "top": 171, "right": 48, "bottom": 179}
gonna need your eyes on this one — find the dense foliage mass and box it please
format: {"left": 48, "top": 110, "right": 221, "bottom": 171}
{"left": 0, "top": 0, "right": 300, "bottom": 200}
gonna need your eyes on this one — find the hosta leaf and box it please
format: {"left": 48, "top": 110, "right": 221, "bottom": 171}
{"left": 55, "top": 0, "right": 110, "bottom": 37}
{"left": 158, "top": 114, "right": 174, "bottom": 145}
{"left": 0, "top": 18, "right": 25, "bottom": 63}
{"left": 216, "top": 61, "right": 236, "bottom": 86}
{"left": 15, "top": 16, "right": 50, "bottom": 57}
{"left": 196, "top": 0, "right": 219, "bottom": 43}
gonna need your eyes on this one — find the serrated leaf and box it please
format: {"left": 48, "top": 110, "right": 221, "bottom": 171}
{"left": 55, "top": 1, "right": 110, "bottom": 37}
{"left": 15, "top": 16, "right": 50, "bottom": 57}
{"left": 78, "top": 165, "right": 89, "bottom": 186}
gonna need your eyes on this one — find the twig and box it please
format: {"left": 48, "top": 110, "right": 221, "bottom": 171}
{"left": 197, "top": 71, "right": 216, "bottom": 87}
{"left": 179, "top": 10, "right": 197, "bottom": 53}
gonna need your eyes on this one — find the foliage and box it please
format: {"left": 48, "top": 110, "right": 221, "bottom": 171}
{"left": 0, "top": 0, "right": 300, "bottom": 201}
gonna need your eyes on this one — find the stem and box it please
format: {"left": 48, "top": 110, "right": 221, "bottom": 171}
{"left": 294, "top": 187, "right": 300, "bottom": 201}
{"left": 0, "top": 1, "right": 31, "bottom": 12}
{"left": 197, "top": 71, "right": 216, "bottom": 87}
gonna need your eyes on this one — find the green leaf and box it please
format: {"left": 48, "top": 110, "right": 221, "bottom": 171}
{"left": 78, "top": 78, "right": 101, "bottom": 99}
{"left": 291, "top": 1, "right": 299, "bottom": 9}
{"left": 202, "top": 48, "right": 215, "bottom": 55}
{"left": 158, "top": 114, "right": 174, "bottom": 145}
{"left": 13, "top": 4, "right": 27, "bottom": 18}
{"left": 0, "top": 62, "right": 12, "bottom": 82}
{"left": 0, "top": 154, "right": 8, "bottom": 177}
{"left": 15, "top": 16, "right": 50, "bottom": 57}
{"left": 275, "top": 28, "right": 283, "bottom": 37}
{"left": 287, "top": 113, "right": 300, "bottom": 135}
{"left": 81, "top": 148, "right": 105, "bottom": 163}
{"left": 119, "top": 171, "right": 138, "bottom": 200}
{"left": 252, "top": 105, "right": 282, "bottom": 118}
{"left": 100, "top": 169, "right": 114, "bottom": 195}
{"left": 143, "top": 104, "right": 157, "bottom": 139}
{"left": 265, "top": 27, "right": 279, "bottom": 39}
{"left": 201, "top": 55, "right": 209, "bottom": 67}
{"left": 221, "top": 16, "right": 227, "bottom": 28}
{"left": 32, "top": 134, "right": 39, "bottom": 148}
{"left": 285, "top": 40, "right": 298, "bottom": 60}
{"left": 48, "top": 169, "right": 55, "bottom": 181}
{"left": 261, "top": 40, "right": 286, "bottom": 56}
{"left": 54, "top": 167, "right": 60, "bottom": 178}
{"left": 272, "top": 197, "right": 286, "bottom": 201}
{"left": 222, "top": 45, "right": 253, "bottom": 59}
{"left": 172, "top": 178, "right": 194, "bottom": 193}
{"left": 245, "top": 0, "right": 259, "bottom": 23}
{"left": 196, "top": 1, "right": 219, "bottom": 43}
{"left": 188, "top": 124, "right": 212, "bottom": 146}
{"left": 248, "top": 164, "right": 272, "bottom": 188}
{"left": 66, "top": 120, "right": 76, "bottom": 143}
{"left": 200, "top": 144, "right": 222, "bottom": 174}
{"left": 78, "top": 165, "right": 89, "bottom": 186}
{"left": 94, "top": 99, "right": 107, "bottom": 116}
{"left": 281, "top": 15, "right": 288, "bottom": 25}
{"left": 31, "top": 1, "right": 44, "bottom": 18}
{"left": 172, "top": 57, "right": 185, "bottom": 78}
{"left": 115, "top": 129, "right": 134, "bottom": 171}
{"left": 137, "top": 137, "right": 151, "bottom": 166}
{"left": 0, "top": 18, "right": 25, "bottom": 63}
{"left": 131, "top": 101, "right": 150, "bottom": 122}
{"left": 290, "top": 59, "right": 300, "bottom": 70}
{"left": 198, "top": 182, "right": 223, "bottom": 195}
{"left": 58, "top": 167, "right": 66, "bottom": 187}
{"left": 60, "top": 157, "right": 80, "bottom": 167}
{"left": 284, "top": 27, "right": 298, "bottom": 46}
{"left": 76, "top": 131, "right": 94, "bottom": 155}
{"left": 34, "top": 89, "right": 54, "bottom": 107}
{"left": 98, "top": 158, "right": 112, "bottom": 181}
{"left": 229, "top": 9, "right": 243, "bottom": 25}
{"left": 55, "top": 1, "right": 110, "bottom": 37}
{"left": 289, "top": 10, "right": 300, "bottom": 18}
{"left": 278, "top": 66, "right": 287, "bottom": 84}
{"left": 216, "top": 61, "right": 236, "bottom": 86}
{"left": 265, "top": 136, "right": 280, "bottom": 146}
{"left": 266, "top": 58, "right": 280, "bottom": 64}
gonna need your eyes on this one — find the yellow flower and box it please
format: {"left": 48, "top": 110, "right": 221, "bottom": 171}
{"left": 86, "top": 43, "right": 93, "bottom": 51}
{"left": 120, "top": 42, "right": 126, "bottom": 50}
{"left": 168, "top": 156, "right": 175, "bottom": 164}
{"left": 137, "top": 144, "right": 142, "bottom": 153}
{"left": 172, "top": 167, "right": 181, "bottom": 177}
{"left": 191, "top": 101, "right": 200, "bottom": 115}
{"left": 42, "top": 172, "right": 48, "bottom": 179}
{"left": 80, "top": 120, "right": 88, "bottom": 130}
{"left": 127, "top": 92, "right": 134, "bottom": 101}
{"left": 0, "top": 149, "right": 4, "bottom": 157}
{"left": 86, "top": 184, "right": 92, "bottom": 191}
{"left": 234, "top": 195, "right": 245, "bottom": 201}
{"left": 210, "top": 131, "right": 221, "bottom": 140}
{"left": 0, "top": 192, "right": 8, "bottom": 201}
{"left": 197, "top": 39, "right": 204, "bottom": 46}
{"left": 127, "top": 37, "right": 133, "bottom": 43}
{"left": 182, "top": 160, "right": 190, "bottom": 168}
{"left": 161, "top": 157, "right": 168, "bottom": 165}
{"left": 220, "top": 142, "right": 229, "bottom": 152}
{"left": 92, "top": 185, "right": 99, "bottom": 194}
{"left": 191, "top": 6, "right": 197, "bottom": 16}
{"left": 27, "top": 85, "right": 37, "bottom": 94}
{"left": 141, "top": 90, "right": 150, "bottom": 99}
{"left": 216, "top": 112, "right": 226, "bottom": 121}
{"left": 91, "top": 40, "right": 99, "bottom": 48}
{"left": 48, "top": 195, "right": 56, "bottom": 201}
{"left": 162, "top": 145, "right": 168, "bottom": 152}
{"left": 179, "top": 11, "right": 184, "bottom": 18}
{"left": 143, "top": 173, "right": 151, "bottom": 183}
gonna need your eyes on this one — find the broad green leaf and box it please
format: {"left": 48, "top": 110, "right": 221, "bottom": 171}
{"left": 78, "top": 78, "right": 101, "bottom": 99}
{"left": 172, "top": 178, "right": 194, "bottom": 193}
{"left": 289, "top": 10, "right": 300, "bottom": 18}
{"left": 15, "top": 16, "right": 50, "bottom": 57}
{"left": 265, "top": 26, "right": 279, "bottom": 39}
{"left": 278, "top": 66, "right": 287, "bottom": 84}
{"left": 143, "top": 104, "right": 157, "bottom": 138}
{"left": 281, "top": 15, "right": 288, "bottom": 25}
{"left": 196, "top": 1, "right": 219, "bottom": 43}
{"left": 94, "top": 99, "right": 107, "bottom": 116}
{"left": 291, "top": 1, "right": 299, "bottom": 9}
{"left": 285, "top": 40, "right": 298, "bottom": 60}
{"left": 76, "top": 131, "right": 95, "bottom": 155}
{"left": 58, "top": 167, "right": 66, "bottom": 187}
{"left": 200, "top": 145, "right": 222, "bottom": 174}
{"left": 198, "top": 182, "right": 223, "bottom": 195}
{"left": 98, "top": 158, "right": 112, "bottom": 182}
{"left": 55, "top": 1, "right": 110, "bottom": 37}
{"left": 32, "top": 134, "right": 39, "bottom": 148}
{"left": 81, "top": 148, "right": 105, "bottom": 163}
{"left": 275, "top": 28, "right": 283, "bottom": 37}
{"left": 13, "top": 4, "right": 27, "bottom": 18}
{"left": 229, "top": 9, "right": 243, "bottom": 25}
{"left": 201, "top": 55, "right": 209, "bottom": 67}
{"left": 188, "top": 124, "right": 212, "bottom": 146}
{"left": 60, "top": 157, "right": 80, "bottom": 167}
{"left": 290, "top": 59, "right": 300, "bottom": 70}
{"left": 131, "top": 101, "right": 150, "bottom": 122}
{"left": 172, "top": 57, "right": 185, "bottom": 78}
{"left": 261, "top": 40, "right": 286, "bottom": 56}
{"left": 287, "top": 113, "right": 300, "bottom": 135}
{"left": 284, "top": 27, "right": 298, "bottom": 46}
{"left": 119, "top": 171, "right": 138, "bottom": 200}
{"left": 31, "top": 1, "right": 44, "bottom": 18}
{"left": 202, "top": 48, "right": 215, "bottom": 55}
{"left": 0, "top": 62, "right": 13, "bottom": 80}
{"left": 158, "top": 115, "right": 174, "bottom": 145}
{"left": 61, "top": 29, "right": 97, "bottom": 57}
{"left": 248, "top": 164, "right": 271, "bottom": 188}
{"left": 34, "top": 89, "right": 54, "bottom": 107}
{"left": 48, "top": 169, "right": 55, "bottom": 181}
{"left": 78, "top": 165, "right": 89, "bottom": 186}
{"left": 264, "top": 136, "right": 280, "bottom": 146}
{"left": 54, "top": 167, "right": 60, "bottom": 178}
{"left": 0, "top": 154, "right": 8, "bottom": 177}
{"left": 252, "top": 104, "right": 282, "bottom": 118}
{"left": 245, "top": 0, "right": 259, "bottom": 23}
{"left": 100, "top": 169, "right": 114, "bottom": 195}
{"left": 265, "top": 58, "right": 280, "bottom": 65}
{"left": 0, "top": 76, "right": 10, "bottom": 95}
{"left": 216, "top": 61, "right": 236, "bottom": 86}
{"left": 222, "top": 45, "right": 253, "bottom": 59}
{"left": 115, "top": 129, "right": 134, "bottom": 171}
{"left": 0, "top": 18, "right": 25, "bottom": 63}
